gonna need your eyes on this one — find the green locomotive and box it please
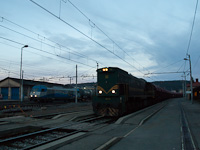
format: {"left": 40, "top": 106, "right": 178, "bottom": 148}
{"left": 93, "top": 67, "right": 156, "bottom": 116}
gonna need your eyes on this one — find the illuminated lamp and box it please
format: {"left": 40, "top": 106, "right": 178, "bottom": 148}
{"left": 99, "top": 90, "right": 103, "bottom": 94}
{"left": 112, "top": 90, "right": 116, "bottom": 94}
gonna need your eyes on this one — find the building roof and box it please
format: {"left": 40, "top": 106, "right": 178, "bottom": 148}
{"left": 0, "top": 77, "right": 68, "bottom": 87}
{"left": 192, "top": 82, "right": 200, "bottom": 87}
{"left": 187, "top": 78, "right": 200, "bottom": 88}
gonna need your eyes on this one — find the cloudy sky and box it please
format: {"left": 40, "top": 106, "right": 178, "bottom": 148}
{"left": 0, "top": 0, "right": 199, "bottom": 84}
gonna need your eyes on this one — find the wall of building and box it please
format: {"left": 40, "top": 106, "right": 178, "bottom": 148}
{"left": 0, "top": 78, "right": 20, "bottom": 100}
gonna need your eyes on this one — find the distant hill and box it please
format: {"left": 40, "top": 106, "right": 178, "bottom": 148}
{"left": 152, "top": 80, "right": 190, "bottom": 93}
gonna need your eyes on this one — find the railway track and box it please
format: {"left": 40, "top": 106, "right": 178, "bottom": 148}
{"left": 0, "top": 115, "right": 116, "bottom": 150}
{"left": 0, "top": 101, "right": 91, "bottom": 119}
{"left": 32, "top": 110, "right": 92, "bottom": 119}
{"left": 0, "top": 101, "right": 170, "bottom": 149}
{"left": 0, "top": 100, "right": 74, "bottom": 112}
{"left": 0, "top": 103, "right": 43, "bottom": 119}
{"left": 0, "top": 101, "right": 43, "bottom": 112}
{"left": 0, "top": 128, "right": 79, "bottom": 150}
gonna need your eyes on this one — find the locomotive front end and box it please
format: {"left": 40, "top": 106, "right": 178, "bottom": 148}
{"left": 30, "top": 85, "right": 47, "bottom": 102}
{"left": 93, "top": 67, "right": 127, "bottom": 116}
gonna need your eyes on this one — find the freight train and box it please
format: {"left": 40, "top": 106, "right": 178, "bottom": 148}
{"left": 30, "top": 85, "right": 92, "bottom": 102}
{"left": 92, "top": 67, "right": 180, "bottom": 116}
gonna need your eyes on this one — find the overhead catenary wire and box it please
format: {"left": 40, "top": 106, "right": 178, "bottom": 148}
{"left": 0, "top": 16, "right": 103, "bottom": 66}
{"left": 193, "top": 55, "right": 200, "bottom": 69}
{"left": 0, "top": 66, "right": 19, "bottom": 76}
{"left": 185, "top": 0, "right": 199, "bottom": 55}
{"left": 0, "top": 24, "right": 86, "bottom": 59}
{"left": 0, "top": 36, "right": 96, "bottom": 69}
{"left": 177, "top": 61, "right": 186, "bottom": 73}
{"left": 0, "top": 41, "right": 74, "bottom": 72}
{"left": 0, "top": 39, "right": 96, "bottom": 82}
{"left": 3, "top": 1, "right": 195, "bottom": 82}
{"left": 0, "top": 16, "right": 83, "bottom": 58}
{"left": 183, "top": 0, "right": 199, "bottom": 82}
{"left": 66, "top": 0, "right": 151, "bottom": 73}
{"left": 29, "top": 0, "right": 148, "bottom": 76}
{"left": 0, "top": 44, "right": 68, "bottom": 79}
{"left": 145, "top": 59, "right": 184, "bottom": 75}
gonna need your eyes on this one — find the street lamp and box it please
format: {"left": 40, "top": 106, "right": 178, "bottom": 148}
{"left": 184, "top": 54, "right": 193, "bottom": 104}
{"left": 20, "top": 45, "right": 28, "bottom": 102}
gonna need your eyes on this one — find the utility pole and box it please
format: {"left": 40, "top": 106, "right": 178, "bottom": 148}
{"left": 185, "top": 74, "right": 187, "bottom": 99}
{"left": 97, "top": 62, "right": 99, "bottom": 70}
{"left": 184, "top": 72, "right": 186, "bottom": 99}
{"left": 184, "top": 74, "right": 187, "bottom": 99}
{"left": 22, "top": 70, "right": 24, "bottom": 102}
{"left": 75, "top": 65, "right": 78, "bottom": 103}
{"left": 189, "top": 55, "right": 193, "bottom": 104}
{"left": 182, "top": 76, "right": 184, "bottom": 97}
{"left": 182, "top": 72, "right": 187, "bottom": 99}
{"left": 184, "top": 54, "right": 193, "bottom": 103}
{"left": 69, "top": 77, "right": 72, "bottom": 85}
{"left": 96, "top": 62, "right": 98, "bottom": 96}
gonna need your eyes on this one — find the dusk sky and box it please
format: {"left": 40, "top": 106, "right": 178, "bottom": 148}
{"left": 0, "top": 0, "right": 199, "bottom": 84}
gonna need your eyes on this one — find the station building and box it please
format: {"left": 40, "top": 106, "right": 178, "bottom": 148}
{"left": 0, "top": 77, "right": 66, "bottom": 101}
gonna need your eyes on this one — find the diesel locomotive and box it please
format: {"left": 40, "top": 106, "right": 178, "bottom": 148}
{"left": 92, "top": 67, "right": 178, "bottom": 116}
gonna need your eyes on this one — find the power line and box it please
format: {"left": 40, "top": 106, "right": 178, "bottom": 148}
{"left": 66, "top": 0, "right": 151, "bottom": 74}
{"left": 193, "top": 55, "right": 200, "bottom": 69}
{"left": 0, "top": 42, "right": 71, "bottom": 77}
{"left": 177, "top": 61, "right": 185, "bottom": 73}
{"left": 0, "top": 37, "right": 82, "bottom": 75}
{"left": 0, "top": 66, "right": 19, "bottom": 76}
{"left": 145, "top": 71, "right": 185, "bottom": 75}
{"left": 0, "top": 40, "right": 75, "bottom": 73}
{"left": 149, "top": 59, "right": 184, "bottom": 74}
{"left": 186, "top": 0, "right": 199, "bottom": 55}
{"left": 0, "top": 24, "right": 84, "bottom": 59}
{"left": 0, "top": 16, "right": 103, "bottom": 65}
{"left": 0, "top": 36, "right": 96, "bottom": 68}
{"left": 0, "top": 16, "right": 78, "bottom": 56}
{"left": 29, "top": 0, "right": 147, "bottom": 76}
{"left": 0, "top": 39, "right": 96, "bottom": 83}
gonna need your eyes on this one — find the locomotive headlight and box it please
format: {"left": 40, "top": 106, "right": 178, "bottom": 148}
{"left": 31, "top": 95, "right": 33, "bottom": 97}
{"left": 112, "top": 90, "right": 116, "bottom": 94}
{"left": 99, "top": 90, "right": 103, "bottom": 94}
{"left": 102, "top": 68, "right": 108, "bottom": 72}
{"left": 35, "top": 95, "right": 37, "bottom": 97}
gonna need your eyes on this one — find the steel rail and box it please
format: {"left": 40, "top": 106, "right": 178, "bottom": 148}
{"left": 0, "top": 115, "right": 103, "bottom": 144}
{"left": 23, "top": 130, "right": 80, "bottom": 150}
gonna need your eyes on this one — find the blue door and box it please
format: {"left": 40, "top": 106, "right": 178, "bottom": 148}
{"left": 11, "top": 87, "right": 19, "bottom": 100}
{"left": 1, "top": 87, "right": 8, "bottom": 100}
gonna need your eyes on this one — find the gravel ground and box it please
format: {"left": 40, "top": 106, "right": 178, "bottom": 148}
{"left": 0, "top": 101, "right": 93, "bottom": 118}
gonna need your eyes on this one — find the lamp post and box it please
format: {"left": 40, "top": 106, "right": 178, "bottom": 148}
{"left": 181, "top": 72, "right": 186, "bottom": 98}
{"left": 20, "top": 45, "right": 28, "bottom": 102}
{"left": 184, "top": 54, "right": 193, "bottom": 104}
{"left": 75, "top": 64, "right": 78, "bottom": 103}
